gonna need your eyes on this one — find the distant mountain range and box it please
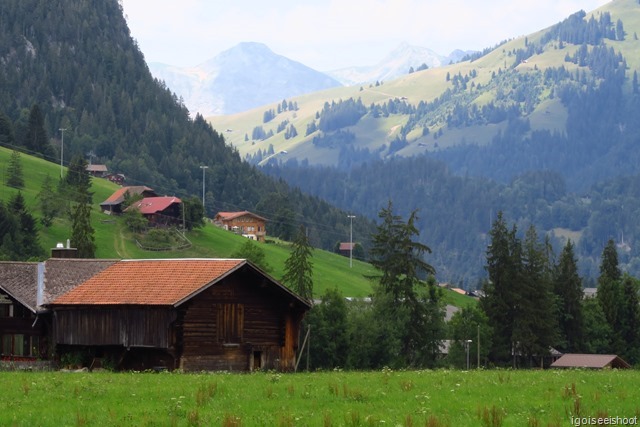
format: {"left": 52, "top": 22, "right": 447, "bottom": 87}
{"left": 149, "top": 42, "right": 475, "bottom": 116}
{"left": 149, "top": 42, "right": 342, "bottom": 116}
{"left": 326, "top": 43, "right": 475, "bottom": 86}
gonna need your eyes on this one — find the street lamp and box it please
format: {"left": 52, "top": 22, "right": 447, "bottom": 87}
{"left": 59, "top": 128, "right": 67, "bottom": 178}
{"left": 347, "top": 215, "right": 356, "bottom": 268}
{"left": 199, "top": 166, "right": 208, "bottom": 213}
{"left": 464, "top": 339, "right": 473, "bottom": 370}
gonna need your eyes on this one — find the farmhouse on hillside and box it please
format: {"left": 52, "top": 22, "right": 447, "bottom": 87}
{"left": 100, "top": 186, "right": 158, "bottom": 214}
{"left": 125, "top": 196, "right": 182, "bottom": 227}
{"left": 214, "top": 211, "right": 268, "bottom": 242}
{"left": 85, "top": 164, "right": 108, "bottom": 177}
{"left": 0, "top": 258, "right": 117, "bottom": 363}
{"left": 49, "top": 259, "right": 310, "bottom": 372}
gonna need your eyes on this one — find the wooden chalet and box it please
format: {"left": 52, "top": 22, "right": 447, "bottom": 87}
{"left": 86, "top": 164, "right": 108, "bottom": 177}
{"left": 49, "top": 259, "right": 311, "bottom": 372}
{"left": 99, "top": 186, "right": 157, "bottom": 215}
{"left": 0, "top": 259, "right": 117, "bottom": 363}
{"left": 125, "top": 196, "right": 182, "bottom": 227}
{"left": 214, "top": 211, "right": 268, "bottom": 242}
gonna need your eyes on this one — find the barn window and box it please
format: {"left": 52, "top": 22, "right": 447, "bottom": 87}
{"left": 1, "top": 334, "right": 39, "bottom": 357}
{"left": 216, "top": 303, "right": 244, "bottom": 343}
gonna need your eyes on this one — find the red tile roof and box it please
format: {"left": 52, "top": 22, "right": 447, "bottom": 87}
{"left": 339, "top": 243, "right": 355, "bottom": 251}
{"left": 127, "top": 196, "right": 182, "bottom": 215}
{"left": 551, "top": 354, "right": 631, "bottom": 369}
{"left": 51, "top": 259, "right": 244, "bottom": 306}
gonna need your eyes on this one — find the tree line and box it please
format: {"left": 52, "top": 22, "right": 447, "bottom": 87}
{"left": 305, "top": 208, "right": 640, "bottom": 370}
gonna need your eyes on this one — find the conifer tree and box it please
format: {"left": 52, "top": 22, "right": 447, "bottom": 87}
{"left": 6, "top": 150, "right": 24, "bottom": 189}
{"left": 597, "top": 239, "right": 624, "bottom": 353}
{"left": 481, "top": 211, "right": 521, "bottom": 365}
{"left": 7, "top": 192, "right": 43, "bottom": 259}
{"left": 553, "top": 239, "right": 584, "bottom": 352}
{"left": 513, "top": 225, "right": 559, "bottom": 366}
{"left": 369, "top": 200, "right": 434, "bottom": 304}
{"left": 368, "top": 201, "right": 443, "bottom": 368}
{"left": 282, "top": 225, "right": 314, "bottom": 301}
{"left": 23, "top": 104, "right": 50, "bottom": 157}
{"left": 70, "top": 200, "right": 96, "bottom": 258}
{"left": 0, "top": 112, "right": 15, "bottom": 146}
{"left": 619, "top": 274, "right": 640, "bottom": 363}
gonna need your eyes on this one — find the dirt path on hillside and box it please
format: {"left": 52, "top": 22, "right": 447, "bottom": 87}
{"left": 114, "top": 227, "right": 130, "bottom": 258}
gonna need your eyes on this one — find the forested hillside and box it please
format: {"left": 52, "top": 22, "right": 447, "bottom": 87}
{"left": 256, "top": 1, "right": 640, "bottom": 286}
{"left": 0, "top": 0, "right": 372, "bottom": 251}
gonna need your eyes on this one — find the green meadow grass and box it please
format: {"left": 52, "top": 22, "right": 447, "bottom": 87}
{"left": 0, "top": 369, "right": 638, "bottom": 426}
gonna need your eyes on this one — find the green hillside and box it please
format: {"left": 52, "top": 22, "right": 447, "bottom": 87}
{"left": 212, "top": 0, "right": 637, "bottom": 170}
{"left": 0, "top": 146, "right": 381, "bottom": 297}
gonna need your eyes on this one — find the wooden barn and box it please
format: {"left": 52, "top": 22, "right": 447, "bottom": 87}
{"left": 49, "top": 259, "right": 311, "bottom": 372}
{"left": 124, "top": 196, "right": 182, "bottom": 227}
{"left": 0, "top": 259, "right": 117, "bottom": 363}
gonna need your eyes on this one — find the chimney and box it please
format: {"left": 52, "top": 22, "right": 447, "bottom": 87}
{"left": 51, "top": 241, "right": 78, "bottom": 259}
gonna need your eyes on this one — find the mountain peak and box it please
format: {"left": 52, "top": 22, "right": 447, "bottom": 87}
{"left": 149, "top": 42, "right": 341, "bottom": 116}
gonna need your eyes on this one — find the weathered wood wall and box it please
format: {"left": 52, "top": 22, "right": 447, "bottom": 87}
{"left": 54, "top": 307, "right": 175, "bottom": 348}
{"left": 179, "top": 268, "right": 305, "bottom": 372}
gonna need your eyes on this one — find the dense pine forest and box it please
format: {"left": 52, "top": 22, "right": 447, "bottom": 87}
{"left": 0, "top": 0, "right": 372, "bottom": 252}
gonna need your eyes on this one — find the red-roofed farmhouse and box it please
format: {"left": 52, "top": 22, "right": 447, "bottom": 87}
{"left": 125, "top": 196, "right": 182, "bottom": 227}
{"left": 49, "top": 259, "right": 310, "bottom": 372}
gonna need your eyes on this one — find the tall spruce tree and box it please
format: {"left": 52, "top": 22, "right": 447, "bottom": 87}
{"left": 281, "top": 225, "right": 314, "bottom": 301}
{"left": 7, "top": 192, "right": 43, "bottom": 259}
{"left": 0, "top": 112, "right": 14, "bottom": 146}
{"left": 481, "top": 211, "right": 521, "bottom": 365}
{"left": 369, "top": 200, "right": 434, "bottom": 303}
{"left": 597, "top": 239, "right": 624, "bottom": 354}
{"left": 63, "top": 154, "right": 93, "bottom": 204}
{"left": 553, "top": 239, "right": 584, "bottom": 352}
{"left": 37, "top": 174, "right": 59, "bottom": 227}
{"left": 368, "top": 201, "right": 443, "bottom": 368}
{"left": 6, "top": 150, "right": 24, "bottom": 189}
{"left": 23, "top": 104, "right": 50, "bottom": 157}
{"left": 70, "top": 200, "right": 96, "bottom": 258}
{"left": 619, "top": 274, "right": 640, "bottom": 363}
{"left": 513, "top": 225, "right": 559, "bottom": 367}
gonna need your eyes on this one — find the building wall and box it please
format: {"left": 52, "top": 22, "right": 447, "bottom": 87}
{"left": 0, "top": 292, "right": 44, "bottom": 359}
{"left": 179, "top": 271, "right": 303, "bottom": 372}
{"left": 221, "top": 215, "right": 267, "bottom": 242}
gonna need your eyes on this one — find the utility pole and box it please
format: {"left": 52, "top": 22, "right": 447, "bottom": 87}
{"left": 477, "top": 324, "right": 480, "bottom": 369}
{"left": 347, "top": 215, "right": 356, "bottom": 268}
{"left": 200, "top": 165, "right": 208, "bottom": 213}
{"left": 59, "top": 128, "right": 67, "bottom": 178}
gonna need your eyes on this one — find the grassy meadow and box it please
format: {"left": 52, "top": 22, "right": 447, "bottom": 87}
{"left": 0, "top": 369, "right": 638, "bottom": 426}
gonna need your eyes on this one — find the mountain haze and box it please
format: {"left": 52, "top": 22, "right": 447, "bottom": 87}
{"left": 214, "top": 0, "right": 640, "bottom": 285}
{"left": 149, "top": 42, "right": 342, "bottom": 116}
{"left": 327, "top": 43, "right": 476, "bottom": 86}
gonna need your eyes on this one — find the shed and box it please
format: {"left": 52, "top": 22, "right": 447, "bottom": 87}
{"left": 49, "top": 259, "right": 310, "bottom": 372}
{"left": 550, "top": 354, "right": 631, "bottom": 369}
{"left": 0, "top": 259, "right": 117, "bottom": 361}
{"left": 100, "top": 186, "right": 157, "bottom": 215}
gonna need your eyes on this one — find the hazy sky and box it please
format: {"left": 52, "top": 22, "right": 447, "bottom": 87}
{"left": 120, "top": 0, "right": 612, "bottom": 71}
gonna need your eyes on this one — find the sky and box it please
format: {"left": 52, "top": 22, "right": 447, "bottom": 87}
{"left": 120, "top": 0, "right": 612, "bottom": 71}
